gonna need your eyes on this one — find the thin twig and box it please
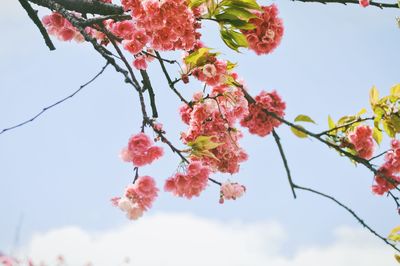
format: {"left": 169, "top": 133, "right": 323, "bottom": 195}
{"left": 272, "top": 130, "right": 297, "bottom": 198}
{"left": 155, "top": 51, "right": 190, "bottom": 106}
{"left": 18, "top": 0, "right": 55, "bottom": 51}
{"left": 294, "top": 184, "right": 400, "bottom": 252}
{"left": 317, "top": 117, "right": 374, "bottom": 137}
{"left": 140, "top": 70, "right": 158, "bottom": 118}
{"left": 291, "top": 0, "right": 399, "bottom": 9}
{"left": 29, "top": 0, "right": 124, "bottom": 15}
{"left": 78, "top": 14, "right": 131, "bottom": 26}
{"left": 0, "top": 63, "right": 109, "bottom": 135}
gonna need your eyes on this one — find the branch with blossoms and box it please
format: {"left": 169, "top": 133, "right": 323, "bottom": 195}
{"left": 6, "top": 0, "right": 400, "bottom": 258}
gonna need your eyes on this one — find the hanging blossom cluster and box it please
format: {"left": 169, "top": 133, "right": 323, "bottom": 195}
{"left": 347, "top": 125, "right": 374, "bottom": 160}
{"left": 165, "top": 161, "right": 210, "bottom": 199}
{"left": 120, "top": 132, "right": 164, "bottom": 167}
{"left": 241, "top": 4, "right": 284, "bottom": 55}
{"left": 42, "top": 12, "right": 105, "bottom": 43}
{"left": 219, "top": 181, "right": 246, "bottom": 204}
{"left": 373, "top": 140, "right": 400, "bottom": 195}
{"left": 112, "top": 175, "right": 158, "bottom": 220}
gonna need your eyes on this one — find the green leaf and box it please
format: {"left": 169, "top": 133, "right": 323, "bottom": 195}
{"left": 391, "top": 84, "right": 400, "bottom": 98}
{"left": 187, "top": 135, "right": 223, "bottom": 151}
{"left": 184, "top": 47, "right": 211, "bottom": 68}
{"left": 215, "top": 7, "right": 257, "bottom": 21}
{"left": 294, "top": 114, "right": 316, "bottom": 124}
{"left": 220, "top": 27, "right": 248, "bottom": 51}
{"left": 220, "top": 0, "right": 262, "bottom": 11}
{"left": 357, "top": 108, "right": 367, "bottom": 117}
{"left": 226, "top": 60, "right": 237, "bottom": 70}
{"left": 383, "top": 119, "right": 396, "bottom": 138}
{"left": 189, "top": 0, "right": 207, "bottom": 8}
{"left": 369, "top": 86, "right": 379, "bottom": 108}
{"left": 337, "top": 115, "right": 356, "bottom": 126}
{"left": 291, "top": 125, "right": 308, "bottom": 138}
{"left": 372, "top": 127, "right": 382, "bottom": 145}
{"left": 328, "top": 115, "right": 335, "bottom": 130}
{"left": 388, "top": 226, "right": 400, "bottom": 242}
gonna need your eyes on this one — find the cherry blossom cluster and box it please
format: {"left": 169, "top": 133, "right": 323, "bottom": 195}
{"left": 347, "top": 125, "right": 374, "bottom": 159}
{"left": 240, "top": 90, "right": 286, "bottom": 137}
{"left": 179, "top": 86, "right": 249, "bottom": 174}
{"left": 164, "top": 161, "right": 210, "bottom": 198}
{"left": 373, "top": 140, "right": 400, "bottom": 195}
{"left": 120, "top": 132, "right": 164, "bottom": 167}
{"left": 112, "top": 175, "right": 159, "bottom": 220}
{"left": 120, "top": 0, "right": 201, "bottom": 52}
{"left": 241, "top": 4, "right": 284, "bottom": 55}
{"left": 219, "top": 181, "right": 246, "bottom": 204}
{"left": 42, "top": 12, "right": 84, "bottom": 42}
{"left": 42, "top": 12, "right": 105, "bottom": 43}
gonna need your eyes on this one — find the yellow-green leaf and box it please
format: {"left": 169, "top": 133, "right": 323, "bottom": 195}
{"left": 388, "top": 226, "right": 400, "bottom": 242}
{"left": 328, "top": 115, "right": 335, "bottom": 130}
{"left": 357, "top": 108, "right": 367, "bottom": 117}
{"left": 291, "top": 125, "right": 308, "bottom": 138}
{"left": 395, "top": 254, "right": 400, "bottom": 264}
{"left": 370, "top": 86, "right": 379, "bottom": 107}
{"left": 372, "top": 127, "right": 383, "bottom": 145}
{"left": 187, "top": 135, "right": 223, "bottom": 151}
{"left": 294, "top": 114, "right": 316, "bottom": 124}
{"left": 391, "top": 84, "right": 400, "bottom": 98}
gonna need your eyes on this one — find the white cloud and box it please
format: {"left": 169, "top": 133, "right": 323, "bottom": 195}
{"left": 22, "top": 213, "right": 396, "bottom": 266}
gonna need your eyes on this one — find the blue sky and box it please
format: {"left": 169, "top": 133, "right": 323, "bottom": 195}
{"left": 0, "top": 0, "right": 399, "bottom": 263}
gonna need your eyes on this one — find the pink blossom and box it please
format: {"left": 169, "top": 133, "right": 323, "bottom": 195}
{"left": 372, "top": 140, "right": 400, "bottom": 195}
{"left": 121, "top": 133, "right": 164, "bottom": 167}
{"left": 113, "top": 176, "right": 158, "bottom": 220}
{"left": 220, "top": 181, "right": 246, "bottom": 203}
{"left": 164, "top": 161, "right": 210, "bottom": 198}
{"left": 359, "top": 0, "right": 370, "bottom": 7}
{"left": 133, "top": 55, "right": 148, "bottom": 70}
{"left": 240, "top": 90, "right": 286, "bottom": 137}
{"left": 348, "top": 125, "right": 374, "bottom": 159}
{"left": 241, "top": 4, "right": 284, "bottom": 55}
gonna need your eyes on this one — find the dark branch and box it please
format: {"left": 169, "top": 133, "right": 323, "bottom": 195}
{"left": 272, "top": 130, "right": 297, "bottom": 198}
{"left": 140, "top": 70, "right": 158, "bottom": 118}
{"left": 155, "top": 51, "right": 191, "bottom": 106}
{"left": 29, "top": 0, "right": 124, "bottom": 15}
{"left": 18, "top": 0, "right": 55, "bottom": 51}
{"left": 78, "top": 14, "right": 131, "bottom": 27}
{"left": 291, "top": 0, "right": 400, "bottom": 9}
{"left": 0, "top": 63, "right": 109, "bottom": 135}
{"left": 294, "top": 184, "right": 400, "bottom": 252}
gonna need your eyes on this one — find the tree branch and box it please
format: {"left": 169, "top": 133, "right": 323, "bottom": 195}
{"left": 18, "top": 0, "right": 55, "bottom": 51}
{"left": 0, "top": 63, "right": 109, "bottom": 135}
{"left": 29, "top": 0, "right": 124, "bottom": 15}
{"left": 291, "top": 0, "right": 400, "bottom": 9}
{"left": 272, "top": 130, "right": 297, "bottom": 198}
{"left": 294, "top": 184, "right": 400, "bottom": 252}
{"left": 140, "top": 70, "right": 158, "bottom": 118}
{"left": 155, "top": 51, "right": 191, "bottom": 106}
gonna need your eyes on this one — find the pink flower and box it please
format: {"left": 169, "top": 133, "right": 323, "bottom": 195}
{"left": 240, "top": 90, "right": 286, "bottom": 137}
{"left": 372, "top": 140, "right": 400, "bottom": 195}
{"left": 241, "top": 4, "right": 284, "bottom": 55}
{"left": 133, "top": 55, "right": 148, "bottom": 70}
{"left": 121, "top": 133, "right": 164, "bottom": 167}
{"left": 164, "top": 161, "right": 210, "bottom": 199}
{"left": 42, "top": 12, "right": 84, "bottom": 42}
{"left": 348, "top": 125, "right": 374, "bottom": 159}
{"left": 220, "top": 181, "right": 246, "bottom": 203}
{"left": 359, "top": 0, "right": 370, "bottom": 7}
{"left": 113, "top": 176, "right": 158, "bottom": 220}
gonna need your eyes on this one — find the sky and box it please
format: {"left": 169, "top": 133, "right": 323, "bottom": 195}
{"left": 0, "top": 0, "right": 400, "bottom": 264}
